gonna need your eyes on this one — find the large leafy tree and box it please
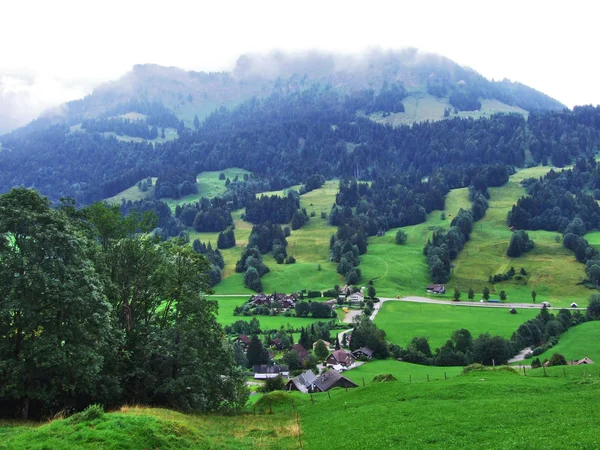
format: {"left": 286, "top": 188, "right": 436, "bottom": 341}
{"left": 0, "top": 189, "right": 114, "bottom": 419}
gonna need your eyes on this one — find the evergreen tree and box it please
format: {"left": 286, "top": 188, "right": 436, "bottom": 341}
{"left": 246, "top": 335, "right": 269, "bottom": 367}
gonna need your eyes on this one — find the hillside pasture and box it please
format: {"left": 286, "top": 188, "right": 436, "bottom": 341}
{"left": 105, "top": 177, "right": 157, "bottom": 204}
{"left": 375, "top": 301, "right": 540, "bottom": 348}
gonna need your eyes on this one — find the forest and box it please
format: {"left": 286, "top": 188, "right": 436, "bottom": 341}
{"left": 1, "top": 89, "right": 599, "bottom": 206}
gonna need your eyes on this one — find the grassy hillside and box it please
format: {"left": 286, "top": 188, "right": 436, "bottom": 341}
{"left": 520, "top": 321, "right": 600, "bottom": 364}
{"left": 359, "top": 186, "right": 471, "bottom": 297}
{"left": 451, "top": 166, "right": 592, "bottom": 307}
{"left": 4, "top": 365, "right": 598, "bottom": 449}
{"left": 0, "top": 406, "right": 296, "bottom": 450}
{"left": 375, "top": 301, "right": 540, "bottom": 348}
{"left": 105, "top": 177, "right": 157, "bottom": 204}
{"left": 369, "top": 93, "right": 528, "bottom": 127}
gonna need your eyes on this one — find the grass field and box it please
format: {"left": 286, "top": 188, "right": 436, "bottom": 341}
{"left": 0, "top": 406, "right": 296, "bottom": 449}
{"left": 3, "top": 364, "right": 600, "bottom": 448}
{"left": 343, "top": 359, "right": 463, "bottom": 385}
{"left": 213, "top": 295, "right": 343, "bottom": 330}
{"left": 163, "top": 168, "right": 251, "bottom": 211}
{"left": 105, "top": 177, "right": 157, "bottom": 204}
{"left": 369, "top": 94, "right": 527, "bottom": 127}
{"left": 211, "top": 181, "right": 343, "bottom": 295}
{"left": 359, "top": 186, "right": 471, "bottom": 297}
{"left": 375, "top": 301, "right": 540, "bottom": 348}
{"left": 450, "top": 165, "right": 592, "bottom": 307}
{"left": 519, "top": 321, "right": 600, "bottom": 364}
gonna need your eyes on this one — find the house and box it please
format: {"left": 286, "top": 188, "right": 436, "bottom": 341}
{"left": 286, "top": 370, "right": 318, "bottom": 393}
{"left": 326, "top": 349, "right": 356, "bottom": 368}
{"left": 347, "top": 292, "right": 364, "bottom": 304}
{"left": 253, "top": 364, "right": 289, "bottom": 379}
{"left": 292, "top": 344, "right": 309, "bottom": 362}
{"left": 313, "top": 369, "right": 358, "bottom": 392}
{"left": 312, "top": 339, "right": 331, "bottom": 351}
{"left": 573, "top": 357, "right": 594, "bottom": 365}
{"left": 286, "top": 369, "right": 358, "bottom": 393}
{"left": 571, "top": 302, "right": 578, "bottom": 308}
{"left": 325, "top": 299, "right": 337, "bottom": 309}
{"left": 271, "top": 338, "right": 284, "bottom": 350}
{"left": 233, "top": 334, "right": 251, "bottom": 351}
{"left": 249, "top": 292, "right": 299, "bottom": 311}
{"left": 352, "top": 347, "right": 374, "bottom": 360}
{"left": 426, "top": 284, "right": 445, "bottom": 294}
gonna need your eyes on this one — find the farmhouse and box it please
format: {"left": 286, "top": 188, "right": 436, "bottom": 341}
{"left": 233, "top": 334, "right": 251, "bottom": 351}
{"left": 573, "top": 357, "right": 594, "bottom": 365}
{"left": 326, "top": 349, "right": 356, "bottom": 368}
{"left": 270, "top": 338, "right": 285, "bottom": 350}
{"left": 292, "top": 343, "right": 309, "bottom": 362}
{"left": 249, "top": 292, "right": 298, "bottom": 310}
{"left": 253, "top": 364, "right": 289, "bottom": 379}
{"left": 426, "top": 284, "right": 446, "bottom": 294}
{"left": 286, "top": 369, "right": 358, "bottom": 393}
{"left": 352, "top": 347, "right": 374, "bottom": 359}
{"left": 347, "top": 292, "right": 364, "bottom": 304}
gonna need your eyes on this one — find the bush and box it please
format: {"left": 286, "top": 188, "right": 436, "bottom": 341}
{"left": 284, "top": 255, "right": 296, "bottom": 264}
{"left": 260, "top": 375, "right": 286, "bottom": 393}
{"left": 372, "top": 374, "right": 397, "bottom": 383}
{"left": 547, "top": 353, "right": 568, "bottom": 367}
{"left": 70, "top": 404, "right": 105, "bottom": 424}
{"left": 307, "top": 290, "right": 322, "bottom": 298}
{"left": 395, "top": 230, "right": 408, "bottom": 245}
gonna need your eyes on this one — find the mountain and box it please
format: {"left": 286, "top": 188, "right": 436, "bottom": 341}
{"left": 2, "top": 49, "right": 565, "bottom": 139}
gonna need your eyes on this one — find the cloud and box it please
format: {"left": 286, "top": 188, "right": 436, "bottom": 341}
{"left": 0, "top": 72, "right": 97, "bottom": 134}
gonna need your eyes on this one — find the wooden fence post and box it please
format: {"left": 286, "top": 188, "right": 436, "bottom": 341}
{"left": 427, "top": 374, "right": 430, "bottom": 382}
{"left": 362, "top": 377, "right": 365, "bottom": 387}
{"left": 310, "top": 394, "right": 314, "bottom": 405}
{"left": 409, "top": 374, "right": 412, "bottom": 383}
{"left": 444, "top": 372, "right": 447, "bottom": 380}
{"left": 296, "top": 411, "right": 303, "bottom": 450}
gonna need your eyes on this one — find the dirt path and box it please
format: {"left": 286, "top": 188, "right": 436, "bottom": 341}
{"left": 508, "top": 347, "right": 534, "bottom": 364}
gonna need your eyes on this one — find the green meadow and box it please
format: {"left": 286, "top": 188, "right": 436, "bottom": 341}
{"left": 519, "top": 320, "right": 600, "bottom": 364}
{"left": 450, "top": 166, "right": 592, "bottom": 307}
{"left": 343, "top": 359, "right": 463, "bottom": 385}
{"left": 105, "top": 177, "right": 158, "bottom": 204}
{"left": 374, "top": 301, "right": 540, "bottom": 348}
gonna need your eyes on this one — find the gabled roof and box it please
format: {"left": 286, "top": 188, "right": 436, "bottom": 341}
{"left": 352, "top": 347, "right": 374, "bottom": 357}
{"left": 236, "top": 334, "right": 251, "bottom": 345}
{"left": 575, "top": 357, "right": 594, "bottom": 365}
{"left": 313, "top": 369, "right": 358, "bottom": 391}
{"left": 253, "top": 364, "right": 289, "bottom": 374}
{"left": 286, "top": 370, "right": 317, "bottom": 393}
{"left": 292, "top": 344, "right": 309, "bottom": 360}
{"left": 328, "top": 349, "right": 355, "bottom": 366}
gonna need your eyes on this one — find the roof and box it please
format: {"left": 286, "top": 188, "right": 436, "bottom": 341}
{"left": 312, "top": 339, "right": 331, "bottom": 349}
{"left": 313, "top": 369, "right": 358, "bottom": 392}
{"left": 236, "top": 335, "right": 251, "bottom": 345}
{"left": 353, "top": 347, "right": 374, "bottom": 357}
{"left": 427, "top": 284, "right": 445, "bottom": 290}
{"left": 575, "top": 357, "right": 594, "bottom": 365}
{"left": 253, "top": 364, "right": 289, "bottom": 374}
{"left": 286, "top": 370, "right": 318, "bottom": 393}
{"left": 292, "top": 344, "right": 309, "bottom": 360}
{"left": 328, "top": 349, "right": 355, "bottom": 366}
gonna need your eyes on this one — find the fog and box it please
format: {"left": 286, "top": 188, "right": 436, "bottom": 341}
{"left": 1, "top": 0, "right": 599, "bottom": 132}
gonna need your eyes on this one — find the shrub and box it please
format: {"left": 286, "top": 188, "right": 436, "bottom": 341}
{"left": 547, "top": 353, "right": 568, "bottom": 367}
{"left": 307, "top": 290, "right": 322, "bottom": 298}
{"left": 260, "top": 375, "right": 286, "bottom": 393}
{"left": 372, "top": 374, "right": 397, "bottom": 383}
{"left": 395, "top": 230, "right": 408, "bottom": 245}
{"left": 70, "top": 404, "right": 105, "bottom": 424}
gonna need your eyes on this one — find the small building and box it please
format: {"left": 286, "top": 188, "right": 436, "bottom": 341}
{"left": 253, "top": 364, "right": 289, "bottom": 379}
{"left": 271, "top": 337, "right": 285, "bottom": 350}
{"left": 234, "top": 334, "right": 251, "bottom": 351}
{"left": 426, "top": 284, "right": 445, "bottom": 295}
{"left": 347, "top": 292, "right": 364, "bottom": 304}
{"left": 573, "top": 357, "right": 594, "bottom": 365}
{"left": 291, "top": 344, "right": 309, "bottom": 362}
{"left": 286, "top": 369, "right": 358, "bottom": 393}
{"left": 352, "top": 347, "right": 374, "bottom": 360}
{"left": 571, "top": 302, "right": 578, "bottom": 308}
{"left": 326, "top": 349, "right": 356, "bottom": 368}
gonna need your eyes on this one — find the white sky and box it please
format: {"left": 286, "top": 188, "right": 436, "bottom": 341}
{"left": 0, "top": 0, "right": 598, "bottom": 117}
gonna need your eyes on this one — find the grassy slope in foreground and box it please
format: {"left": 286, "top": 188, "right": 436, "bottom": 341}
{"left": 296, "top": 366, "right": 600, "bottom": 449}
{"left": 0, "top": 406, "right": 296, "bottom": 450}
{"left": 451, "top": 166, "right": 592, "bottom": 308}
{"left": 519, "top": 320, "right": 600, "bottom": 365}
{"left": 375, "top": 301, "right": 539, "bottom": 348}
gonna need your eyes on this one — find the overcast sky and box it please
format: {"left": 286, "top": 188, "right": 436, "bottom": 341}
{"left": 1, "top": 0, "right": 598, "bottom": 127}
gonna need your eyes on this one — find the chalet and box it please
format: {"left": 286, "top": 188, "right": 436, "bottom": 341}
{"left": 292, "top": 344, "right": 309, "bottom": 362}
{"left": 253, "top": 364, "right": 289, "bottom": 379}
{"left": 233, "top": 334, "right": 251, "bottom": 351}
{"left": 352, "top": 347, "right": 374, "bottom": 360}
{"left": 286, "top": 369, "right": 358, "bottom": 393}
{"left": 426, "top": 284, "right": 445, "bottom": 295}
{"left": 573, "top": 357, "right": 594, "bottom": 365}
{"left": 347, "top": 292, "right": 364, "bottom": 304}
{"left": 271, "top": 338, "right": 285, "bottom": 350}
{"left": 312, "top": 339, "right": 331, "bottom": 351}
{"left": 326, "top": 349, "right": 356, "bottom": 368}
